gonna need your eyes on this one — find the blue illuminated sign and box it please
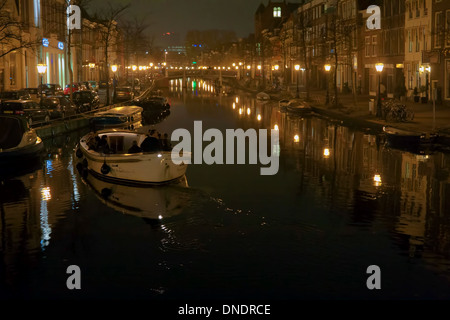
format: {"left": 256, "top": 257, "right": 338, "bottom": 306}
{"left": 42, "top": 38, "right": 49, "bottom": 47}
{"left": 58, "top": 42, "right": 64, "bottom": 50}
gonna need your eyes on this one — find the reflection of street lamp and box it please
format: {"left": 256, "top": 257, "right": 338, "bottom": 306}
{"left": 419, "top": 65, "right": 431, "bottom": 101}
{"left": 295, "top": 64, "right": 300, "bottom": 98}
{"left": 324, "top": 64, "right": 331, "bottom": 105}
{"left": 375, "top": 63, "right": 384, "bottom": 118}
{"left": 111, "top": 65, "right": 117, "bottom": 103}
{"left": 37, "top": 64, "right": 47, "bottom": 108}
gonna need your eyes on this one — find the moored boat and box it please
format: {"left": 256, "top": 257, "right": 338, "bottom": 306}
{"left": 256, "top": 92, "right": 270, "bottom": 101}
{"left": 286, "top": 101, "right": 313, "bottom": 114}
{"left": 91, "top": 106, "right": 143, "bottom": 130}
{"left": 382, "top": 125, "right": 430, "bottom": 153}
{"left": 383, "top": 126, "right": 425, "bottom": 145}
{"left": 75, "top": 129, "right": 188, "bottom": 185}
{"left": 0, "top": 115, "right": 44, "bottom": 166}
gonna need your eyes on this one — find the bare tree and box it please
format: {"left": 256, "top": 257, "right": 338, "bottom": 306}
{"left": 324, "top": 0, "right": 362, "bottom": 108}
{"left": 294, "top": 6, "right": 312, "bottom": 101}
{"left": 0, "top": 0, "right": 40, "bottom": 59}
{"left": 93, "top": 2, "right": 130, "bottom": 105}
{"left": 119, "top": 16, "right": 151, "bottom": 84}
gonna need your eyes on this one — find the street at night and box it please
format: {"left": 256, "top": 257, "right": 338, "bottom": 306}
{"left": 1, "top": 0, "right": 450, "bottom": 309}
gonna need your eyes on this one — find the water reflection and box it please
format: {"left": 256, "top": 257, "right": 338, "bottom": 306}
{"left": 274, "top": 108, "right": 450, "bottom": 276}
{"left": 3, "top": 82, "right": 450, "bottom": 298}
{"left": 0, "top": 168, "right": 43, "bottom": 291}
{"left": 80, "top": 172, "right": 190, "bottom": 225}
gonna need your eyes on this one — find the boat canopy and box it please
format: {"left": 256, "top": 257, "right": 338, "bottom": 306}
{"left": 0, "top": 116, "right": 26, "bottom": 149}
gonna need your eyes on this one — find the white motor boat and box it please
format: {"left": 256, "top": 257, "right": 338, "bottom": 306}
{"left": 75, "top": 129, "right": 188, "bottom": 185}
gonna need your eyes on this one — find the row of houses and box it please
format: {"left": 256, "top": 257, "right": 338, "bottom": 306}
{"left": 232, "top": 0, "right": 450, "bottom": 104}
{"left": 0, "top": 0, "right": 123, "bottom": 92}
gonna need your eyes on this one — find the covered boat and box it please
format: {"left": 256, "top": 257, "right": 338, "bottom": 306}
{"left": 0, "top": 115, "right": 44, "bottom": 166}
{"left": 286, "top": 101, "right": 312, "bottom": 114}
{"left": 256, "top": 92, "right": 270, "bottom": 101}
{"left": 91, "top": 106, "right": 143, "bottom": 130}
{"left": 75, "top": 129, "right": 188, "bottom": 185}
{"left": 383, "top": 126, "right": 425, "bottom": 145}
{"left": 382, "top": 126, "right": 429, "bottom": 153}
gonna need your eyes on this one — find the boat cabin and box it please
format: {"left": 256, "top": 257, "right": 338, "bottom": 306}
{"left": 93, "top": 131, "right": 147, "bottom": 154}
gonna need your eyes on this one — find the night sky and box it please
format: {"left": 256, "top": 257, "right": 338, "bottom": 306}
{"left": 89, "top": 0, "right": 301, "bottom": 46}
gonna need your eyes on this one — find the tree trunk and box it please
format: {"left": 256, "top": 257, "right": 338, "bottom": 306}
{"left": 105, "top": 42, "right": 109, "bottom": 106}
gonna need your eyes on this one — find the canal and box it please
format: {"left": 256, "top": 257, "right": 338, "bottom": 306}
{"left": 1, "top": 78, "right": 450, "bottom": 300}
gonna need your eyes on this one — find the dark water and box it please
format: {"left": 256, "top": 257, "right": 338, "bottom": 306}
{"left": 2, "top": 78, "right": 450, "bottom": 301}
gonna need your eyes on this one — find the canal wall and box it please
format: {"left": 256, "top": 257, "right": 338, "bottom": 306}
{"left": 35, "top": 115, "right": 91, "bottom": 139}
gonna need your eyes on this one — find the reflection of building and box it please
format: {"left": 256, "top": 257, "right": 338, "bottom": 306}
{"left": 0, "top": 173, "right": 41, "bottom": 287}
{"left": 395, "top": 153, "right": 430, "bottom": 256}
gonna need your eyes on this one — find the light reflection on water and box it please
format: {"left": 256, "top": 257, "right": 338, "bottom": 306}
{"left": 1, "top": 79, "right": 450, "bottom": 299}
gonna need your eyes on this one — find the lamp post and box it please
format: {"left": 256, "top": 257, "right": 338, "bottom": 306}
{"left": 111, "top": 65, "right": 117, "bottom": 103}
{"left": 294, "top": 64, "right": 300, "bottom": 98}
{"left": 324, "top": 64, "right": 331, "bottom": 105}
{"left": 131, "top": 65, "right": 137, "bottom": 92}
{"left": 375, "top": 63, "right": 384, "bottom": 118}
{"left": 37, "top": 64, "right": 47, "bottom": 108}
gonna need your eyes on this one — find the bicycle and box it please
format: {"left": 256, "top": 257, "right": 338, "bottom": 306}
{"left": 383, "top": 101, "right": 414, "bottom": 122}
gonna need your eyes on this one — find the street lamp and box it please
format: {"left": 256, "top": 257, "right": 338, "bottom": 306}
{"left": 375, "top": 63, "right": 384, "bottom": 118}
{"left": 294, "top": 64, "right": 300, "bottom": 98}
{"left": 37, "top": 64, "right": 47, "bottom": 108}
{"left": 324, "top": 64, "right": 331, "bottom": 105}
{"left": 111, "top": 65, "right": 117, "bottom": 103}
{"left": 89, "top": 62, "right": 95, "bottom": 81}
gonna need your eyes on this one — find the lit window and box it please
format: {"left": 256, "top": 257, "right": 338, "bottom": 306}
{"left": 273, "top": 7, "right": 281, "bottom": 17}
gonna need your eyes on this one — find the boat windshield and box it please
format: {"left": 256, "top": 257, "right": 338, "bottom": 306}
{"left": 0, "top": 117, "right": 24, "bottom": 149}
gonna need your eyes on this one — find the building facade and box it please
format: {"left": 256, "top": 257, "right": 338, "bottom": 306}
{"left": 0, "top": 0, "right": 122, "bottom": 92}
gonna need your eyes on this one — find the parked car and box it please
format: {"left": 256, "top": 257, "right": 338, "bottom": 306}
{"left": 0, "top": 99, "right": 51, "bottom": 125}
{"left": 98, "top": 80, "right": 110, "bottom": 89}
{"left": 0, "top": 90, "right": 31, "bottom": 104}
{"left": 21, "top": 88, "right": 40, "bottom": 101}
{"left": 81, "top": 81, "right": 95, "bottom": 92}
{"left": 63, "top": 83, "right": 85, "bottom": 95}
{"left": 72, "top": 90, "right": 100, "bottom": 112}
{"left": 88, "top": 81, "right": 98, "bottom": 92}
{"left": 113, "top": 86, "right": 134, "bottom": 103}
{"left": 41, "top": 96, "right": 77, "bottom": 119}
{"left": 38, "top": 84, "right": 63, "bottom": 96}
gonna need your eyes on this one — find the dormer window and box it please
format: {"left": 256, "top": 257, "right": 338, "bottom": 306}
{"left": 273, "top": 7, "right": 281, "bottom": 17}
